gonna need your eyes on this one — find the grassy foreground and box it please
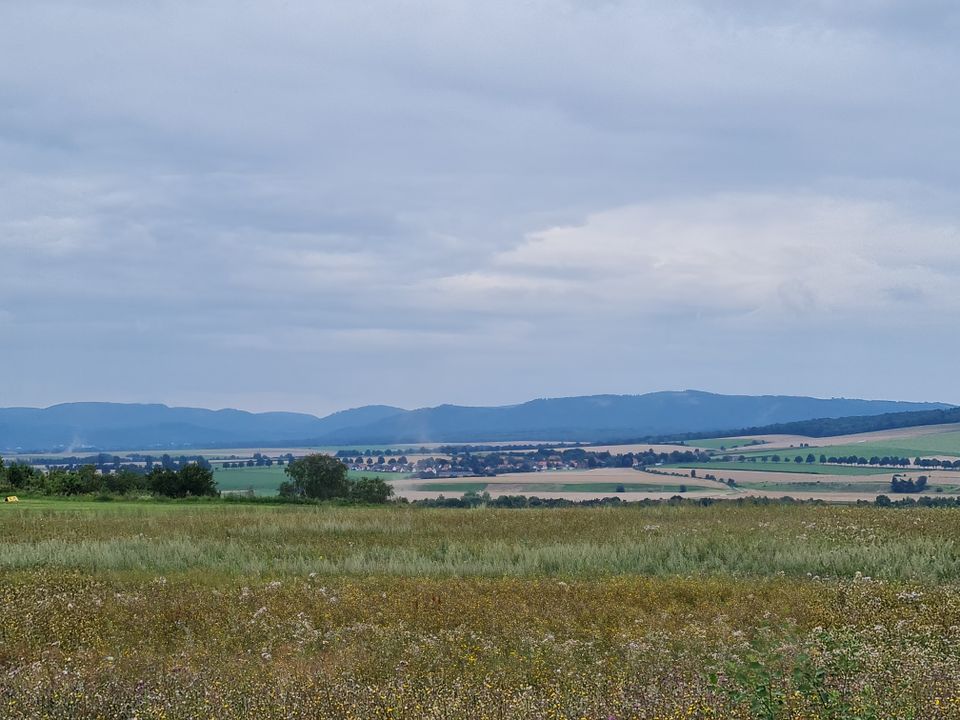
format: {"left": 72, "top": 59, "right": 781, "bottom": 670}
{"left": 3, "top": 501, "right": 960, "bottom": 718}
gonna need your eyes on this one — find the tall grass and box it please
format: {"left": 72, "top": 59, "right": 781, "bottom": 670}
{"left": 4, "top": 503, "right": 960, "bottom": 717}
{"left": 2, "top": 503, "right": 959, "bottom": 581}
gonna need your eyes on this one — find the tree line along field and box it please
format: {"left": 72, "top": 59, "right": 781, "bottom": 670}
{"left": 3, "top": 500, "right": 960, "bottom": 718}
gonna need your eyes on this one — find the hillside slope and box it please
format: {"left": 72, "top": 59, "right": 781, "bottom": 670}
{"left": 316, "top": 391, "right": 951, "bottom": 444}
{"left": 0, "top": 403, "right": 404, "bottom": 451}
{"left": 0, "top": 392, "right": 949, "bottom": 451}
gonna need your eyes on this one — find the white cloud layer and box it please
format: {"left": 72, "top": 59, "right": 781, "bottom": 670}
{"left": 440, "top": 195, "right": 960, "bottom": 321}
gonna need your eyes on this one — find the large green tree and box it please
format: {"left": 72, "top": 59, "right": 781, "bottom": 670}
{"left": 178, "top": 463, "right": 218, "bottom": 497}
{"left": 280, "top": 454, "right": 350, "bottom": 500}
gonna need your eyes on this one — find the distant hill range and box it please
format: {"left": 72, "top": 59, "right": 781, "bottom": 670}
{"left": 0, "top": 391, "right": 952, "bottom": 453}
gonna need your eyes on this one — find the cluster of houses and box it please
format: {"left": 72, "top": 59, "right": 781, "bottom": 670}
{"left": 344, "top": 451, "right": 615, "bottom": 479}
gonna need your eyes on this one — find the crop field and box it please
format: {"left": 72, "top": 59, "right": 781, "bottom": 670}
{"left": 523, "top": 482, "right": 703, "bottom": 494}
{"left": 773, "top": 433, "right": 960, "bottom": 460}
{"left": 571, "top": 443, "right": 710, "bottom": 454}
{"left": 732, "top": 479, "right": 895, "bottom": 493}
{"left": 215, "top": 465, "right": 413, "bottom": 495}
{"left": 412, "top": 481, "right": 492, "bottom": 492}
{"left": 413, "top": 481, "right": 704, "bottom": 494}
{"left": 667, "top": 460, "right": 893, "bottom": 476}
{"left": 3, "top": 501, "right": 960, "bottom": 718}
{"left": 678, "top": 437, "right": 764, "bottom": 450}
{"left": 731, "top": 425, "right": 960, "bottom": 458}
{"left": 390, "top": 458, "right": 960, "bottom": 501}
{"left": 390, "top": 469, "right": 731, "bottom": 502}
{"left": 664, "top": 466, "right": 960, "bottom": 500}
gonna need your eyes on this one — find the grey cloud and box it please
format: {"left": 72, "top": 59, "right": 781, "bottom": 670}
{"left": 1, "top": 1, "right": 959, "bottom": 412}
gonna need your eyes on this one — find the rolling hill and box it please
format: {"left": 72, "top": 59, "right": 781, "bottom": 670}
{"left": 0, "top": 402, "right": 404, "bottom": 452}
{"left": 0, "top": 391, "right": 950, "bottom": 452}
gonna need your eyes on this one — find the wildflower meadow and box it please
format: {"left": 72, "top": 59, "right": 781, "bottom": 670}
{"left": 2, "top": 500, "right": 960, "bottom": 718}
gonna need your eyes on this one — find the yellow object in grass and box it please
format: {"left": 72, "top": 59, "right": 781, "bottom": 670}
{"left": 4, "top": 496, "right": 18, "bottom": 503}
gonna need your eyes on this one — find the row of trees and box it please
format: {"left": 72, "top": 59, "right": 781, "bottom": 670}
{"left": 0, "top": 457, "right": 217, "bottom": 498}
{"left": 222, "top": 452, "right": 296, "bottom": 469}
{"left": 24, "top": 453, "right": 212, "bottom": 475}
{"left": 724, "top": 453, "right": 960, "bottom": 469}
{"left": 1, "top": 453, "right": 392, "bottom": 503}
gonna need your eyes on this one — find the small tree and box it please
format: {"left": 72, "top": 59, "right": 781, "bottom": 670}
{"left": 349, "top": 476, "right": 394, "bottom": 504}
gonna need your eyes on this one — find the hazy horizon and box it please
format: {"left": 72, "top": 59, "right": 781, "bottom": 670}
{"left": 3, "top": 2, "right": 958, "bottom": 414}
{"left": 2, "top": 388, "right": 954, "bottom": 419}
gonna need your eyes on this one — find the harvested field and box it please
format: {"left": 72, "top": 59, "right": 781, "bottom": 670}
{"left": 389, "top": 468, "right": 733, "bottom": 500}
{"left": 670, "top": 460, "right": 892, "bottom": 476}
{"left": 666, "top": 466, "right": 960, "bottom": 500}
{"left": 404, "top": 468, "right": 960, "bottom": 501}
{"left": 390, "top": 465, "right": 960, "bottom": 502}
{"left": 555, "top": 442, "right": 711, "bottom": 454}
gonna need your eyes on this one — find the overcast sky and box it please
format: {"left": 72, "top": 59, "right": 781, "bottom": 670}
{"left": 2, "top": 1, "right": 959, "bottom": 415}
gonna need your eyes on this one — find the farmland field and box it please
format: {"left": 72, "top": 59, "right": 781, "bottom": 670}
{"left": 666, "top": 460, "right": 893, "bottom": 475}
{"left": 3, "top": 500, "right": 960, "bottom": 718}
{"left": 411, "top": 481, "right": 491, "bottom": 492}
{"left": 664, "top": 466, "right": 960, "bottom": 500}
{"left": 395, "top": 463, "right": 960, "bottom": 501}
{"left": 413, "top": 481, "right": 704, "bottom": 494}
{"left": 679, "top": 437, "right": 765, "bottom": 450}
{"left": 773, "top": 433, "right": 960, "bottom": 460}
{"left": 391, "top": 469, "right": 734, "bottom": 501}
{"left": 731, "top": 424, "right": 960, "bottom": 458}
{"left": 731, "top": 479, "right": 895, "bottom": 493}
{"left": 215, "top": 465, "right": 413, "bottom": 495}
{"left": 571, "top": 442, "right": 710, "bottom": 453}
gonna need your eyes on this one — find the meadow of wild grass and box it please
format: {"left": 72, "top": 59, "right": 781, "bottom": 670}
{"left": 3, "top": 501, "right": 960, "bottom": 718}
